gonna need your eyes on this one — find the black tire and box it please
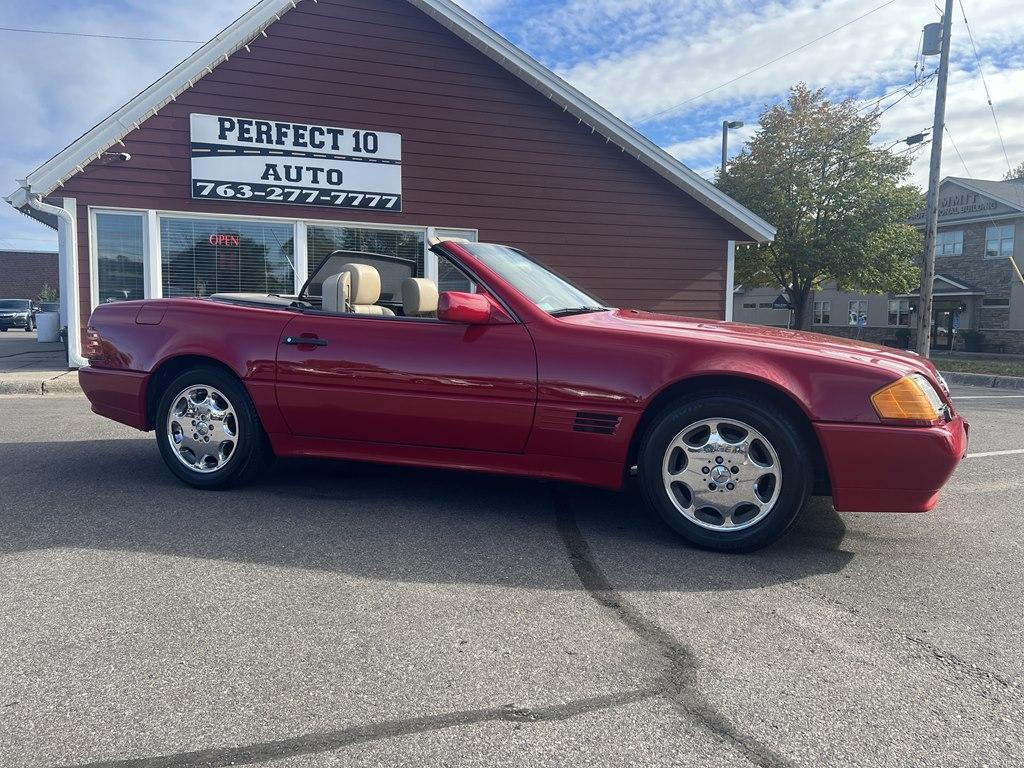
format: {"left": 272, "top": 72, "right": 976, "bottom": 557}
{"left": 155, "top": 365, "right": 272, "bottom": 489}
{"left": 25, "top": 320, "right": 33, "bottom": 332}
{"left": 638, "top": 394, "right": 811, "bottom": 553}
{"left": 0, "top": 328, "right": 7, "bottom": 332}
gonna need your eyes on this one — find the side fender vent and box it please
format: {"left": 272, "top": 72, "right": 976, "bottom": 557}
{"left": 573, "top": 412, "right": 621, "bottom": 435}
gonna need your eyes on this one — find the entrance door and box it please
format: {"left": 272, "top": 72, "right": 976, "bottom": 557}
{"left": 931, "top": 308, "right": 954, "bottom": 350}
{"left": 275, "top": 313, "right": 537, "bottom": 453}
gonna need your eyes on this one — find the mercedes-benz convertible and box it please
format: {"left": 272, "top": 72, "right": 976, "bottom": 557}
{"left": 80, "top": 237, "right": 968, "bottom": 552}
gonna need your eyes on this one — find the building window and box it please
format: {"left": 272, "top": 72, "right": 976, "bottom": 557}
{"left": 307, "top": 226, "right": 425, "bottom": 279}
{"left": 982, "top": 297, "right": 1010, "bottom": 307}
{"left": 742, "top": 302, "right": 756, "bottom": 309}
{"left": 985, "top": 224, "right": 1014, "bottom": 258}
{"left": 95, "top": 212, "right": 144, "bottom": 303}
{"left": 813, "top": 300, "right": 831, "bottom": 325}
{"left": 935, "top": 230, "right": 963, "bottom": 256}
{"left": 888, "top": 298, "right": 911, "bottom": 326}
{"left": 160, "top": 216, "right": 295, "bottom": 297}
{"left": 848, "top": 300, "right": 868, "bottom": 325}
{"left": 758, "top": 302, "right": 773, "bottom": 309}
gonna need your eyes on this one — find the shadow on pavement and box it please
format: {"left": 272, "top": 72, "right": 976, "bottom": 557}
{"left": 0, "top": 437, "right": 854, "bottom": 591}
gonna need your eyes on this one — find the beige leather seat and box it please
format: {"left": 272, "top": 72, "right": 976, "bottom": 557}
{"left": 401, "top": 277, "right": 439, "bottom": 318}
{"left": 339, "top": 263, "right": 395, "bottom": 316}
{"left": 321, "top": 272, "right": 350, "bottom": 313}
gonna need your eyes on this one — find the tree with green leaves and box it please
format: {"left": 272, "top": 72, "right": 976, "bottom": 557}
{"left": 718, "top": 84, "right": 924, "bottom": 330}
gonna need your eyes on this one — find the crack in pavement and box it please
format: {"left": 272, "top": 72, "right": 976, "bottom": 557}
{"left": 56, "top": 485, "right": 793, "bottom": 768}
{"left": 57, "top": 690, "right": 661, "bottom": 768}
{"left": 551, "top": 487, "right": 795, "bottom": 768}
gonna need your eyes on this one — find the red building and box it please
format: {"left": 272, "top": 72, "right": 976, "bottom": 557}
{"left": 6, "top": 0, "right": 772, "bottom": 366}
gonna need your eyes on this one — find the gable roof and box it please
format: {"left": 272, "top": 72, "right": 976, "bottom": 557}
{"left": 6, "top": 0, "right": 775, "bottom": 243}
{"left": 945, "top": 176, "right": 1024, "bottom": 212}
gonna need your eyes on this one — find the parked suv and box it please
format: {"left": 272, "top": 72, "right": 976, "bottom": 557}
{"left": 0, "top": 299, "right": 38, "bottom": 332}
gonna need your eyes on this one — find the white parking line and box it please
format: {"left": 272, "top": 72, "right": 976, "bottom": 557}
{"left": 965, "top": 449, "right": 1024, "bottom": 459}
{"left": 954, "top": 395, "right": 1024, "bottom": 400}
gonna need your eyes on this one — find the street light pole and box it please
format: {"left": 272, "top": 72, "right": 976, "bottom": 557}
{"left": 721, "top": 120, "right": 744, "bottom": 176}
{"left": 916, "top": 0, "right": 954, "bottom": 357}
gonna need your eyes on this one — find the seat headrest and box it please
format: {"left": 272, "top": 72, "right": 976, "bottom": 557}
{"left": 341, "top": 263, "right": 381, "bottom": 305}
{"left": 401, "top": 277, "right": 439, "bottom": 316}
{"left": 321, "top": 272, "right": 350, "bottom": 314}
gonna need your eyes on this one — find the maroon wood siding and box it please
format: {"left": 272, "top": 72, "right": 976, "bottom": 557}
{"left": 56, "top": 0, "right": 745, "bottom": 331}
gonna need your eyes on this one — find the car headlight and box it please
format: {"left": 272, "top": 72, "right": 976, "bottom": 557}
{"left": 871, "top": 373, "right": 946, "bottom": 422}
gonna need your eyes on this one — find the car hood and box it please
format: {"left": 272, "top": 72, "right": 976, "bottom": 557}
{"left": 570, "top": 310, "right": 936, "bottom": 379}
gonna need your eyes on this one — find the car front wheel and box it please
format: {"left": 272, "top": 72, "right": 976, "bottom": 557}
{"left": 638, "top": 394, "right": 811, "bottom": 553}
{"left": 155, "top": 366, "right": 271, "bottom": 489}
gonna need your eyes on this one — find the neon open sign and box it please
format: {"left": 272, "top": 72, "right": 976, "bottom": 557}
{"left": 208, "top": 234, "right": 240, "bottom": 247}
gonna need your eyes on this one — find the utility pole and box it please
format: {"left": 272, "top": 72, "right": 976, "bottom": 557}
{"left": 916, "top": 0, "right": 954, "bottom": 357}
{"left": 721, "top": 120, "right": 743, "bottom": 176}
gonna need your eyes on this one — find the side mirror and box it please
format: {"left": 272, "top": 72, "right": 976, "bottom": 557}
{"left": 437, "top": 291, "right": 491, "bottom": 324}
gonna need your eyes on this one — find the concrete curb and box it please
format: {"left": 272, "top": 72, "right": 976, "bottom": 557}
{"left": 0, "top": 371, "right": 82, "bottom": 396}
{"left": 938, "top": 370, "right": 1024, "bottom": 391}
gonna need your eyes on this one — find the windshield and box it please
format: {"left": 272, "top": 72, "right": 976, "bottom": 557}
{"left": 458, "top": 243, "right": 607, "bottom": 315}
{"left": 0, "top": 300, "right": 30, "bottom": 310}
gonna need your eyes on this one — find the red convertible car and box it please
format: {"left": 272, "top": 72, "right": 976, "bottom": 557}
{"left": 80, "top": 238, "right": 967, "bottom": 552}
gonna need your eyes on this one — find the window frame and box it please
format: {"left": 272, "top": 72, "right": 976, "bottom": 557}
{"left": 888, "top": 298, "right": 911, "bottom": 326}
{"left": 935, "top": 229, "right": 963, "bottom": 257}
{"left": 88, "top": 208, "right": 148, "bottom": 310}
{"left": 984, "top": 224, "right": 1015, "bottom": 259}
{"left": 813, "top": 300, "right": 831, "bottom": 325}
{"left": 88, "top": 205, "right": 478, "bottom": 306}
{"left": 848, "top": 300, "right": 868, "bottom": 326}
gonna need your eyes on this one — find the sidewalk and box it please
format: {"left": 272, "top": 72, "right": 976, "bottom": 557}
{"left": 0, "top": 331, "right": 81, "bottom": 394}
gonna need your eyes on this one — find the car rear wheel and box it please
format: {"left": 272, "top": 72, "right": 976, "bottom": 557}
{"left": 638, "top": 394, "right": 811, "bottom": 552}
{"left": 155, "top": 366, "right": 271, "bottom": 489}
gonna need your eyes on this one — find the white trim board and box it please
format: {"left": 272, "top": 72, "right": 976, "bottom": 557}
{"left": 6, "top": 0, "right": 774, "bottom": 244}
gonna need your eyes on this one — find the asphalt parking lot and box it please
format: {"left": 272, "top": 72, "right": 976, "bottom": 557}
{"left": 1, "top": 386, "right": 1022, "bottom": 767}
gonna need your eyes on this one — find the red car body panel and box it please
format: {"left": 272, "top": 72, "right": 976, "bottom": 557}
{"left": 79, "top": 242, "right": 968, "bottom": 508}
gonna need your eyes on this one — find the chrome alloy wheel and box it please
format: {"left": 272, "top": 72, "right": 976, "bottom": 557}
{"left": 661, "top": 418, "right": 782, "bottom": 532}
{"left": 165, "top": 385, "right": 240, "bottom": 474}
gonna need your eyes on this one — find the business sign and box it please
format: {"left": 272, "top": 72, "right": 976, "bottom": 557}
{"left": 190, "top": 113, "right": 402, "bottom": 211}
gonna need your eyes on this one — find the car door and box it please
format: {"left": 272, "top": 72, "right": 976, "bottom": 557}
{"left": 274, "top": 312, "right": 537, "bottom": 453}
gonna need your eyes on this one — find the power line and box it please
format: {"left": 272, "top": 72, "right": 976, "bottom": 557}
{"left": 633, "top": 0, "right": 898, "bottom": 125}
{"left": 0, "top": 26, "right": 205, "bottom": 44}
{"left": 956, "top": 0, "right": 1013, "bottom": 174}
{"left": 944, "top": 125, "right": 972, "bottom": 176}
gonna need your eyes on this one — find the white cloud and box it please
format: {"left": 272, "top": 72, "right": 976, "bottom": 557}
{"left": 0, "top": 0, "right": 252, "bottom": 249}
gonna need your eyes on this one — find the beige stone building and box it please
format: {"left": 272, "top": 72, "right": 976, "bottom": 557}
{"left": 733, "top": 176, "right": 1024, "bottom": 354}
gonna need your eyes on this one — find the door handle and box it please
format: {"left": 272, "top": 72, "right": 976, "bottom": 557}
{"left": 282, "top": 336, "right": 328, "bottom": 346}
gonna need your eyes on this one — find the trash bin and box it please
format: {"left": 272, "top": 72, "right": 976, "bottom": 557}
{"left": 36, "top": 311, "right": 60, "bottom": 343}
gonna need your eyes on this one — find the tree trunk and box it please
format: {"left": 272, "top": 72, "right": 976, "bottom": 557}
{"left": 789, "top": 286, "right": 811, "bottom": 330}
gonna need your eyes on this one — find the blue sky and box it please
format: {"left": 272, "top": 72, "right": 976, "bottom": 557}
{"left": 2, "top": 0, "right": 1023, "bottom": 251}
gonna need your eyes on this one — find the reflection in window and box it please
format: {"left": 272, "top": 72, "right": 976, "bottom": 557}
{"left": 96, "top": 212, "right": 144, "bottom": 303}
{"left": 848, "top": 300, "right": 868, "bottom": 325}
{"left": 888, "top": 298, "right": 911, "bottom": 326}
{"left": 813, "top": 300, "right": 831, "bottom": 325}
{"left": 437, "top": 254, "right": 475, "bottom": 293}
{"left": 307, "top": 226, "right": 425, "bottom": 279}
{"left": 935, "top": 230, "right": 963, "bottom": 256}
{"left": 161, "top": 217, "right": 294, "bottom": 297}
{"left": 985, "top": 224, "right": 1014, "bottom": 259}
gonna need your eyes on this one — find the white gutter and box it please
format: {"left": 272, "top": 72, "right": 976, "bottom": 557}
{"left": 24, "top": 193, "right": 87, "bottom": 368}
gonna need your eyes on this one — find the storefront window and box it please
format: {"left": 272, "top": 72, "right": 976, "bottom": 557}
{"left": 95, "top": 212, "right": 144, "bottom": 303}
{"left": 848, "top": 300, "right": 867, "bottom": 325}
{"left": 161, "top": 217, "right": 294, "bottom": 297}
{"left": 307, "top": 226, "right": 425, "bottom": 279}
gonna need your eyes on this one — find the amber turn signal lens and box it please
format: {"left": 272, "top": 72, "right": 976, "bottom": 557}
{"left": 871, "top": 375, "right": 942, "bottom": 421}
